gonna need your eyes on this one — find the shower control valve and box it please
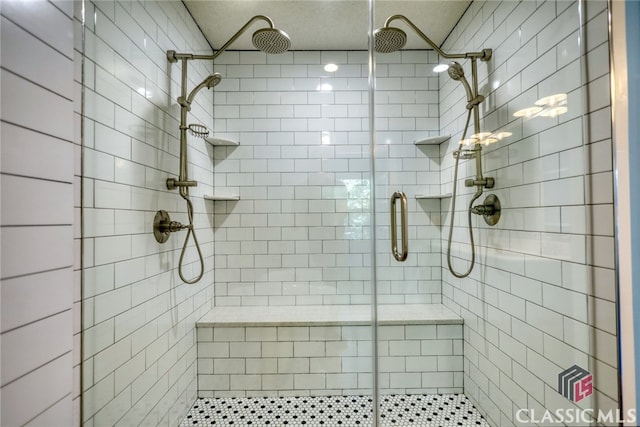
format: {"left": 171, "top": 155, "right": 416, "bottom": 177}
{"left": 464, "top": 177, "right": 494, "bottom": 189}
{"left": 153, "top": 210, "right": 192, "bottom": 244}
{"left": 471, "top": 194, "right": 501, "bottom": 226}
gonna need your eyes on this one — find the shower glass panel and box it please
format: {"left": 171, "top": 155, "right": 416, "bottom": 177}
{"left": 207, "top": 0, "right": 377, "bottom": 414}
{"left": 371, "top": 0, "right": 617, "bottom": 425}
{"left": 80, "top": 0, "right": 378, "bottom": 425}
{"left": 372, "top": 2, "right": 467, "bottom": 417}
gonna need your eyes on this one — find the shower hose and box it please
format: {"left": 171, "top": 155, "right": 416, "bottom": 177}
{"left": 178, "top": 194, "right": 204, "bottom": 284}
{"left": 446, "top": 108, "right": 483, "bottom": 279}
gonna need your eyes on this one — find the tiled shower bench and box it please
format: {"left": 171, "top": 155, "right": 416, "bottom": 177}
{"left": 196, "top": 304, "right": 463, "bottom": 397}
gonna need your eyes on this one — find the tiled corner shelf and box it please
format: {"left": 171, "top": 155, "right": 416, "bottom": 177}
{"left": 205, "top": 137, "right": 239, "bottom": 146}
{"left": 415, "top": 193, "right": 452, "bottom": 199}
{"left": 414, "top": 135, "right": 451, "bottom": 145}
{"left": 204, "top": 195, "right": 240, "bottom": 201}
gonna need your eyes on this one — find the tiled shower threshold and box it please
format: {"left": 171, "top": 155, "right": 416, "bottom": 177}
{"left": 180, "top": 394, "right": 489, "bottom": 426}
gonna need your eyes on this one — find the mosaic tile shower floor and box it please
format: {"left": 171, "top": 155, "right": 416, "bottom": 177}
{"left": 180, "top": 394, "right": 490, "bottom": 426}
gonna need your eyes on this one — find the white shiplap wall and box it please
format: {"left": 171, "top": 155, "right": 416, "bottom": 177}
{"left": 0, "top": 1, "right": 76, "bottom": 425}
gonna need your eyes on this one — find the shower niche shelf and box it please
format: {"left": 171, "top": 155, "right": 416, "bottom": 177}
{"left": 414, "top": 135, "right": 451, "bottom": 145}
{"left": 415, "top": 193, "right": 452, "bottom": 200}
{"left": 204, "top": 195, "right": 240, "bottom": 201}
{"left": 205, "top": 136, "right": 239, "bottom": 146}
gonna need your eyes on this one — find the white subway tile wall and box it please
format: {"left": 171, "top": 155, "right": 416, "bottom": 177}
{"left": 1, "top": 1, "right": 76, "bottom": 425}
{"left": 0, "top": 0, "right": 622, "bottom": 425}
{"left": 212, "top": 50, "right": 443, "bottom": 307}
{"left": 438, "top": 1, "right": 617, "bottom": 426}
{"left": 81, "top": 1, "right": 216, "bottom": 425}
{"left": 197, "top": 324, "right": 463, "bottom": 397}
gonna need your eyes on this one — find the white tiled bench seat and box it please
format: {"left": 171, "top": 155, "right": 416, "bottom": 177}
{"left": 196, "top": 304, "right": 463, "bottom": 397}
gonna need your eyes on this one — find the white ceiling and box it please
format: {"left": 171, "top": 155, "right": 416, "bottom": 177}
{"left": 184, "top": 1, "right": 471, "bottom": 52}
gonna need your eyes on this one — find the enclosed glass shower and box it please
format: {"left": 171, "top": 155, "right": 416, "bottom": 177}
{"left": 80, "top": 0, "right": 618, "bottom": 425}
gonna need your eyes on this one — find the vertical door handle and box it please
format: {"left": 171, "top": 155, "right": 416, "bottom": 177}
{"left": 390, "top": 191, "right": 408, "bottom": 262}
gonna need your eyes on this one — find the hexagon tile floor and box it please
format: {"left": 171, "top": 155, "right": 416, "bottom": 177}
{"left": 180, "top": 394, "right": 490, "bottom": 426}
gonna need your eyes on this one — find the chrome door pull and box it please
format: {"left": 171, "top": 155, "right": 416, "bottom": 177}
{"left": 390, "top": 191, "right": 408, "bottom": 262}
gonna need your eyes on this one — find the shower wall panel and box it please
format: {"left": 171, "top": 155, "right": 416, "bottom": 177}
{"left": 437, "top": 1, "right": 617, "bottom": 426}
{"left": 212, "top": 51, "right": 443, "bottom": 307}
{"left": 81, "top": 1, "right": 216, "bottom": 425}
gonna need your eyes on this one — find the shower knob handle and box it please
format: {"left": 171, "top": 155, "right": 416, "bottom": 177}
{"left": 164, "top": 221, "right": 191, "bottom": 233}
{"left": 153, "top": 210, "right": 192, "bottom": 243}
{"left": 471, "top": 194, "right": 501, "bottom": 226}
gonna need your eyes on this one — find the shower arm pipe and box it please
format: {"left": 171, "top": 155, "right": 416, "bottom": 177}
{"left": 383, "top": 15, "right": 492, "bottom": 61}
{"left": 167, "top": 15, "right": 276, "bottom": 63}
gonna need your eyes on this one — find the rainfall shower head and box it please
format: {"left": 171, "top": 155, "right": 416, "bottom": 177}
{"left": 212, "top": 15, "right": 291, "bottom": 59}
{"left": 374, "top": 15, "right": 447, "bottom": 56}
{"left": 374, "top": 15, "right": 492, "bottom": 62}
{"left": 166, "top": 15, "right": 291, "bottom": 63}
{"left": 447, "top": 61, "right": 473, "bottom": 103}
{"left": 252, "top": 27, "right": 291, "bottom": 54}
{"left": 373, "top": 27, "right": 407, "bottom": 53}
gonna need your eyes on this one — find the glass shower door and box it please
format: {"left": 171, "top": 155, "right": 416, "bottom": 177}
{"left": 371, "top": 1, "right": 619, "bottom": 426}
{"left": 371, "top": 5, "right": 467, "bottom": 425}
{"left": 81, "top": 0, "right": 381, "bottom": 425}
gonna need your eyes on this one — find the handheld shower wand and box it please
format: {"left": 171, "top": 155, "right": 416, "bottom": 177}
{"left": 447, "top": 62, "right": 473, "bottom": 101}
{"left": 445, "top": 60, "right": 499, "bottom": 279}
{"left": 162, "top": 68, "right": 221, "bottom": 285}
{"left": 447, "top": 61, "right": 485, "bottom": 110}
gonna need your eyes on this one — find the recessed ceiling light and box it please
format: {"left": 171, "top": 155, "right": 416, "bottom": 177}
{"left": 470, "top": 132, "right": 492, "bottom": 140}
{"left": 460, "top": 138, "right": 478, "bottom": 145}
{"left": 513, "top": 106, "right": 543, "bottom": 118}
{"left": 433, "top": 64, "right": 449, "bottom": 73}
{"left": 539, "top": 106, "right": 568, "bottom": 117}
{"left": 492, "top": 132, "right": 512, "bottom": 140}
{"left": 324, "top": 63, "right": 338, "bottom": 73}
{"left": 535, "top": 93, "right": 567, "bottom": 107}
{"left": 481, "top": 137, "right": 499, "bottom": 145}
